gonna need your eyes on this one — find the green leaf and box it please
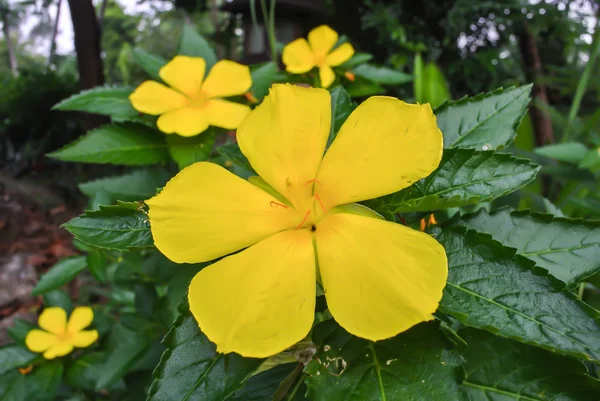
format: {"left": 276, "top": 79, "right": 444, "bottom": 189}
{"left": 340, "top": 53, "right": 373, "bottom": 68}
{"left": 0, "top": 370, "right": 26, "bottom": 401}
{"left": 305, "top": 321, "right": 466, "bottom": 401}
{"left": 78, "top": 167, "right": 170, "bottom": 202}
{"left": 48, "top": 124, "right": 169, "bottom": 165}
{"left": 65, "top": 353, "right": 110, "bottom": 391}
{"left": 53, "top": 86, "right": 138, "bottom": 119}
{"left": 86, "top": 247, "right": 108, "bottom": 282}
{"left": 345, "top": 78, "right": 385, "bottom": 98}
{"left": 422, "top": 62, "right": 450, "bottom": 109}
{"left": 63, "top": 202, "right": 153, "bottom": 251}
{"left": 328, "top": 86, "right": 354, "bottom": 146}
{"left": 0, "top": 346, "right": 37, "bottom": 376}
{"left": 132, "top": 48, "right": 167, "bottom": 80}
{"left": 365, "top": 150, "right": 540, "bottom": 214}
{"left": 229, "top": 363, "right": 303, "bottom": 401}
{"left": 31, "top": 256, "right": 87, "bottom": 296}
{"left": 147, "top": 306, "right": 263, "bottom": 401}
{"left": 351, "top": 64, "right": 412, "bottom": 85}
{"left": 414, "top": 53, "right": 424, "bottom": 103}
{"left": 217, "top": 143, "right": 256, "bottom": 175}
{"left": 7, "top": 320, "right": 36, "bottom": 347}
{"left": 534, "top": 142, "right": 589, "bottom": 164}
{"left": 28, "top": 361, "right": 63, "bottom": 401}
{"left": 250, "top": 62, "right": 277, "bottom": 101}
{"left": 178, "top": 24, "right": 217, "bottom": 71}
{"left": 43, "top": 290, "right": 73, "bottom": 312}
{"left": 579, "top": 147, "right": 600, "bottom": 169}
{"left": 438, "top": 227, "right": 600, "bottom": 363}
{"left": 461, "top": 329, "right": 600, "bottom": 401}
{"left": 436, "top": 85, "right": 532, "bottom": 150}
{"left": 459, "top": 208, "right": 600, "bottom": 285}
{"left": 166, "top": 131, "right": 215, "bottom": 170}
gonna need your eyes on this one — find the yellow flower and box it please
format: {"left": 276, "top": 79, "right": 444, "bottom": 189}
{"left": 146, "top": 84, "right": 447, "bottom": 358}
{"left": 129, "top": 56, "right": 252, "bottom": 137}
{"left": 25, "top": 306, "right": 98, "bottom": 359}
{"left": 282, "top": 25, "right": 355, "bottom": 88}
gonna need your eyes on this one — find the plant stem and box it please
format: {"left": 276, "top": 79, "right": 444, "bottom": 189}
{"left": 259, "top": 0, "right": 277, "bottom": 66}
{"left": 563, "top": 22, "right": 600, "bottom": 142}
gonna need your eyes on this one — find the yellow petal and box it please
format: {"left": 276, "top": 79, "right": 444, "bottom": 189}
{"left": 189, "top": 229, "right": 316, "bottom": 358}
{"left": 315, "top": 213, "right": 447, "bottom": 341}
{"left": 316, "top": 97, "right": 443, "bottom": 209}
{"left": 282, "top": 38, "right": 315, "bottom": 74}
{"left": 204, "top": 99, "right": 251, "bottom": 130}
{"left": 129, "top": 81, "right": 188, "bottom": 115}
{"left": 319, "top": 65, "right": 335, "bottom": 88}
{"left": 146, "top": 162, "right": 298, "bottom": 263}
{"left": 156, "top": 106, "right": 208, "bottom": 137}
{"left": 308, "top": 25, "right": 338, "bottom": 57}
{"left": 70, "top": 330, "right": 99, "bottom": 348}
{"left": 25, "top": 329, "right": 58, "bottom": 352}
{"left": 159, "top": 55, "right": 206, "bottom": 97}
{"left": 237, "top": 84, "right": 331, "bottom": 210}
{"left": 326, "top": 43, "right": 355, "bottom": 66}
{"left": 201, "top": 60, "right": 252, "bottom": 98}
{"left": 38, "top": 307, "right": 67, "bottom": 335}
{"left": 67, "top": 306, "right": 94, "bottom": 333}
{"left": 43, "top": 342, "right": 73, "bottom": 360}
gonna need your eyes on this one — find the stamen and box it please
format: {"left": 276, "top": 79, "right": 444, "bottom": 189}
{"left": 419, "top": 218, "right": 427, "bottom": 232}
{"left": 296, "top": 210, "right": 311, "bottom": 229}
{"left": 428, "top": 214, "right": 438, "bottom": 225}
{"left": 304, "top": 179, "right": 322, "bottom": 186}
{"left": 314, "top": 194, "right": 326, "bottom": 212}
{"left": 270, "top": 201, "right": 289, "bottom": 209}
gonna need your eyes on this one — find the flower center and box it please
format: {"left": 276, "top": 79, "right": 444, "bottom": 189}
{"left": 313, "top": 52, "right": 328, "bottom": 68}
{"left": 188, "top": 90, "right": 209, "bottom": 107}
{"left": 294, "top": 180, "right": 327, "bottom": 230}
{"left": 57, "top": 329, "right": 72, "bottom": 341}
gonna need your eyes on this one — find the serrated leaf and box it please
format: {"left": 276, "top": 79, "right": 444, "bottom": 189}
{"left": 459, "top": 208, "right": 600, "bottom": 285}
{"left": 147, "top": 306, "right": 263, "bottom": 401}
{"left": 461, "top": 329, "right": 600, "bottom": 401}
{"left": 48, "top": 124, "right": 168, "bottom": 165}
{"left": 78, "top": 167, "right": 170, "bottom": 202}
{"left": 352, "top": 64, "right": 412, "bottom": 85}
{"left": 166, "top": 131, "right": 215, "bottom": 170}
{"left": 53, "top": 87, "right": 138, "bottom": 118}
{"left": 178, "top": 24, "right": 217, "bottom": 71}
{"left": 229, "top": 363, "right": 304, "bottom": 401}
{"left": 436, "top": 85, "right": 532, "bottom": 149}
{"left": 250, "top": 62, "right": 277, "bottom": 101}
{"left": 31, "top": 256, "right": 87, "bottom": 295}
{"left": 365, "top": 150, "right": 539, "bottom": 214}
{"left": 132, "top": 48, "right": 167, "bottom": 80}
{"left": 534, "top": 142, "right": 588, "bottom": 164}
{"left": 305, "top": 320, "right": 466, "bottom": 401}
{"left": 63, "top": 202, "right": 153, "bottom": 251}
{"left": 328, "top": 86, "right": 355, "bottom": 146}
{"left": 0, "top": 346, "right": 37, "bottom": 376}
{"left": 438, "top": 227, "right": 600, "bottom": 363}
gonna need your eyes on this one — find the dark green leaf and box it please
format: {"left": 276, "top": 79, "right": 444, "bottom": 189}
{"left": 31, "top": 256, "right": 87, "bottom": 296}
{"left": 459, "top": 208, "right": 600, "bottom": 284}
{"left": 78, "top": 167, "right": 170, "bottom": 202}
{"left": 48, "top": 124, "right": 168, "bottom": 165}
{"left": 229, "top": 363, "right": 302, "bottom": 401}
{"left": 53, "top": 86, "right": 138, "bottom": 118}
{"left": 365, "top": 150, "right": 539, "bottom": 214}
{"left": 250, "top": 62, "right": 277, "bottom": 101}
{"left": 166, "top": 131, "right": 215, "bottom": 170}
{"left": 0, "top": 346, "right": 37, "bottom": 376}
{"left": 352, "top": 64, "right": 412, "bottom": 85}
{"left": 436, "top": 85, "right": 532, "bottom": 149}
{"left": 534, "top": 142, "right": 589, "bottom": 164}
{"left": 461, "top": 329, "right": 600, "bottom": 401}
{"left": 7, "top": 320, "right": 36, "bottom": 347}
{"left": 65, "top": 352, "right": 109, "bottom": 391}
{"left": 0, "top": 370, "right": 26, "bottom": 401}
{"left": 132, "top": 48, "right": 167, "bottom": 80}
{"left": 345, "top": 78, "right": 385, "bottom": 98}
{"left": 43, "top": 290, "right": 73, "bottom": 312}
{"left": 438, "top": 227, "right": 600, "bottom": 363}
{"left": 217, "top": 143, "right": 256, "bottom": 175}
{"left": 340, "top": 52, "right": 373, "bottom": 68}
{"left": 63, "top": 202, "right": 153, "bottom": 251}
{"left": 28, "top": 361, "right": 63, "bottom": 401}
{"left": 328, "top": 86, "right": 354, "bottom": 146}
{"left": 178, "top": 24, "right": 217, "bottom": 71}
{"left": 305, "top": 321, "right": 466, "bottom": 401}
{"left": 86, "top": 247, "right": 107, "bottom": 282}
{"left": 147, "top": 307, "right": 263, "bottom": 401}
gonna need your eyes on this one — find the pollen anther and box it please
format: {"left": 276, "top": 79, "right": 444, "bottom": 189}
{"left": 314, "top": 194, "right": 326, "bottom": 212}
{"left": 304, "top": 179, "right": 322, "bottom": 186}
{"left": 270, "top": 201, "right": 288, "bottom": 209}
{"left": 296, "top": 210, "right": 312, "bottom": 229}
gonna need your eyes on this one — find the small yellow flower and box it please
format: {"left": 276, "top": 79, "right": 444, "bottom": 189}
{"left": 130, "top": 56, "right": 252, "bottom": 137}
{"left": 25, "top": 307, "right": 98, "bottom": 359}
{"left": 146, "top": 84, "right": 447, "bottom": 358}
{"left": 282, "top": 25, "right": 355, "bottom": 88}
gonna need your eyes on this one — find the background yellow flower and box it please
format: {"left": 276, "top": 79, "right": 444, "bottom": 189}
{"left": 130, "top": 56, "right": 252, "bottom": 137}
{"left": 25, "top": 306, "right": 98, "bottom": 359}
{"left": 282, "top": 25, "right": 355, "bottom": 88}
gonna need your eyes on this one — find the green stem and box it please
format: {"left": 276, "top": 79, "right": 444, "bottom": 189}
{"left": 259, "top": 0, "right": 277, "bottom": 66}
{"left": 285, "top": 373, "right": 306, "bottom": 401}
{"left": 563, "top": 22, "right": 600, "bottom": 142}
{"left": 249, "top": 0, "right": 259, "bottom": 31}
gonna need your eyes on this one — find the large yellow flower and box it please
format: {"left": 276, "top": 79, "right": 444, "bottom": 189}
{"left": 282, "top": 25, "right": 354, "bottom": 88}
{"left": 25, "top": 306, "right": 98, "bottom": 359}
{"left": 146, "top": 84, "right": 447, "bottom": 358}
{"left": 130, "top": 56, "right": 252, "bottom": 137}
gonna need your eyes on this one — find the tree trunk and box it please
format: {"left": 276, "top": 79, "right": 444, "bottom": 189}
{"left": 518, "top": 23, "right": 554, "bottom": 146}
{"left": 1, "top": 11, "right": 19, "bottom": 77}
{"left": 47, "top": 0, "right": 62, "bottom": 66}
{"left": 66, "top": 0, "right": 107, "bottom": 127}
{"left": 97, "top": 0, "right": 109, "bottom": 33}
